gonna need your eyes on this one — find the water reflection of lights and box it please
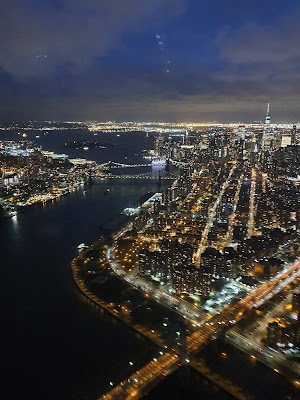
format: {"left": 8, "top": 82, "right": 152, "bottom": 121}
{"left": 11, "top": 213, "right": 19, "bottom": 229}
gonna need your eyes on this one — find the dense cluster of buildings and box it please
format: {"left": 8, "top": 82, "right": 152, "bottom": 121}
{"left": 1, "top": 113, "right": 299, "bottom": 301}
{"left": 132, "top": 105, "right": 299, "bottom": 300}
{"left": 0, "top": 141, "right": 99, "bottom": 216}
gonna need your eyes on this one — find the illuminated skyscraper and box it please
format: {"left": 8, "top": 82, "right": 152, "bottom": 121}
{"left": 154, "top": 135, "right": 164, "bottom": 157}
{"left": 263, "top": 103, "right": 271, "bottom": 135}
{"left": 262, "top": 103, "right": 273, "bottom": 151}
{"left": 292, "top": 125, "right": 297, "bottom": 145}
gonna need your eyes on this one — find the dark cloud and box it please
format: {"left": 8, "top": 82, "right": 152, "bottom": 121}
{"left": 0, "top": 0, "right": 300, "bottom": 122}
{"left": 216, "top": 10, "right": 300, "bottom": 64}
{"left": 0, "top": 0, "right": 185, "bottom": 77}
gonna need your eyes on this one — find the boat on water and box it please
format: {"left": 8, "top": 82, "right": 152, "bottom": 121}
{"left": 104, "top": 189, "right": 110, "bottom": 195}
{"left": 77, "top": 243, "right": 88, "bottom": 253}
{"left": 151, "top": 158, "right": 166, "bottom": 166}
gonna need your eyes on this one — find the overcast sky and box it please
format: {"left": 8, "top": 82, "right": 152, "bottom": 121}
{"left": 1, "top": 0, "right": 300, "bottom": 122}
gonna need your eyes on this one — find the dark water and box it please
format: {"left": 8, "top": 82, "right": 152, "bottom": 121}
{"left": 144, "top": 366, "right": 235, "bottom": 400}
{"left": 153, "top": 340, "right": 300, "bottom": 400}
{"left": 2, "top": 178, "right": 171, "bottom": 400}
{"left": 145, "top": 341, "right": 300, "bottom": 400}
{"left": 0, "top": 180, "right": 173, "bottom": 399}
{"left": 1, "top": 128, "right": 168, "bottom": 399}
{"left": 0, "top": 129, "right": 154, "bottom": 165}
{"left": 200, "top": 339, "right": 300, "bottom": 400}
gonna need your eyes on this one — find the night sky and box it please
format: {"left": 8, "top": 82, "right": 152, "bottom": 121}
{"left": 1, "top": 0, "right": 300, "bottom": 122}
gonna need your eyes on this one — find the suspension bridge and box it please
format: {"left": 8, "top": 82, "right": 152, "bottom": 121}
{"left": 97, "top": 160, "right": 188, "bottom": 169}
{"left": 98, "top": 161, "right": 151, "bottom": 169}
{"left": 98, "top": 171, "right": 176, "bottom": 180}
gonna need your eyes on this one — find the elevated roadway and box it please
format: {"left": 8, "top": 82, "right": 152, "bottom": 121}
{"left": 100, "top": 260, "right": 300, "bottom": 399}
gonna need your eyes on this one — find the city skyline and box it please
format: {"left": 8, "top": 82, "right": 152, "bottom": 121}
{"left": 1, "top": 103, "right": 300, "bottom": 126}
{"left": 1, "top": 1, "right": 300, "bottom": 399}
{"left": 1, "top": 118, "right": 300, "bottom": 399}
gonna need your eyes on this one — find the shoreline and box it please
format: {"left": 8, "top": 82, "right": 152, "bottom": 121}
{"left": 70, "top": 198, "right": 300, "bottom": 399}
{"left": 1, "top": 183, "right": 82, "bottom": 220}
{"left": 71, "top": 248, "right": 165, "bottom": 348}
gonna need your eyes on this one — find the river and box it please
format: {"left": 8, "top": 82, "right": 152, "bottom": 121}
{"left": 2, "top": 177, "right": 172, "bottom": 400}
{"left": 1, "top": 130, "right": 166, "bottom": 399}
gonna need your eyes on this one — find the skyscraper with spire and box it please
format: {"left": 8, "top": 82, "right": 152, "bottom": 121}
{"left": 263, "top": 103, "right": 270, "bottom": 135}
{"left": 262, "top": 103, "right": 273, "bottom": 151}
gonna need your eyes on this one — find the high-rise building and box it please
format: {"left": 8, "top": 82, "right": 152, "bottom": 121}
{"left": 154, "top": 135, "right": 164, "bottom": 157}
{"left": 263, "top": 103, "right": 271, "bottom": 136}
{"left": 152, "top": 199, "right": 160, "bottom": 214}
{"left": 197, "top": 265, "right": 211, "bottom": 296}
{"left": 281, "top": 134, "right": 292, "bottom": 148}
{"left": 171, "top": 263, "right": 211, "bottom": 296}
{"left": 200, "top": 247, "right": 222, "bottom": 278}
{"left": 133, "top": 209, "right": 149, "bottom": 231}
{"left": 199, "top": 134, "right": 209, "bottom": 150}
{"left": 162, "top": 187, "right": 172, "bottom": 206}
{"left": 262, "top": 103, "right": 274, "bottom": 151}
{"left": 138, "top": 249, "right": 169, "bottom": 281}
{"left": 223, "top": 247, "right": 238, "bottom": 279}
{"left": 138, "top": 240, "right": 194, "bottom": 284}
{"left": 138, "top": 249, "right": 151, "bottom": 276}
{"left": 171, "top": 264, "right": 198, "bottom": 294}
{"left": 292, "top": 125, "right": 297, "bottom": 145}
{"left": 160, "top": 239, "right": 193, "bottom": 266}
